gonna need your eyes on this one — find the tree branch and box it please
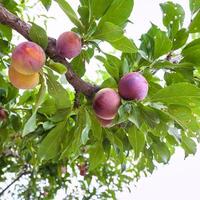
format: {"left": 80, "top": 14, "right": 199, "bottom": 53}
{"left": 0, "top": 4, "right": 97, "bottom": 98}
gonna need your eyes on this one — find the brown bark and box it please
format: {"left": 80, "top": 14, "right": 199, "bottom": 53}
{"left": 0, "top": 4, "right": 97, "bottom": 98}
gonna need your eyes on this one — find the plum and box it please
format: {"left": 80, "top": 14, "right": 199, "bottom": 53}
{"left": 56, "top": 31, "right": 82, "bottom": 59}
{"left": 93, "top": 88, "right": 121, "bottom": 120}
{"left": 9, "top": 66, "right": 39, "bottom": 89}
{"left": 11, "top": 41, "right": 46, "bottom": 75}
{"left": 78, "top": 164, "right": 87, "bottom": 176}
{"left": 0, "top": 108, "right": 7, "bottom": 121}
{"left": 118, "top": 72, "right": 148, "bottom": 100}
{"left": 96, "top": 116, "right": 113, "bottom": 128}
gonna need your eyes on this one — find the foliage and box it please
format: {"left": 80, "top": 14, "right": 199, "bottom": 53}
{"left": 0, "top": 0, "right": 200, "bottom": 199}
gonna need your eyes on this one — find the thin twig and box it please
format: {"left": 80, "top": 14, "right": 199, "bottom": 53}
{"left": 0, "top": 171, "right": 31, "bottom": 196}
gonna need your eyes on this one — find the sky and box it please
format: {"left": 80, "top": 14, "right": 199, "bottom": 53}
{"left": 11, "top": 0, "right": 200, "bottom": 199}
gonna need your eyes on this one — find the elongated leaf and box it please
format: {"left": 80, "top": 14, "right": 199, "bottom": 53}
{"left": 81, "top": 110, "right": 91, "bottom": 145}
{"left": 182, "top": 38, "right": 200, "bottom": 65}
{"left": 29, "top": 23, "right": 48, "bottom": 49}
{"left": 94, "top": 22, "right": 137, "bottom": 53}
{"left": 38, "top": 121, "right": 66, "bottom": 160}
{"left": 189, "top": 10, "right": 200, "bottom": 33}
{"left": 96, "top": 54, "right": 121, "bottom": 80}
{"left": 128, "top": 126, "right": 145, "bottom": 159}
{"left": 140, "top": 25, "right": 172, "bottom": 60}
{"left": 181, "top": 133, "right": 197, "bottom": 156}
{"left": 22, "top": 112, "right": 37, "bottom": 137}
{"left": 167, "top": 105, "right": 199, "bottom": 132}
{"left": 89, "top": 142, "right": 105, "bottom": 170}
{"left": 160, "top": 2, "right": 185, "bottom": 38}
{"left": 0, "top": 24, "right": 12, "bottom": 41}
{"left": 100, "top": 0, "right": 134, "bottom": 26}
{"left": 172, "top": 28, "right": 188, "bottom": 50}
{"left": 34, "top": 75, "right": 47, "bottom": 111}
{"left": 23, "top": 78, "right": 47, "bottom": 136}
{"left": 56, "top": 0, "right": 83, "bottom": 29}
{"left": 190, "top": 0, "right": 200, "bottom": 14}
{"left": 48, "top": 60, "right": 67, "bottom": 74}
{"left": 152, "top": 141, "right": 170, "bottom": 164}
{"left": 47, "top": 69, "right": 71, "bottom": 109}
{"left": 60, "top": 108, "right": 87, "bottom": 159}
{"left": 71, "top": 52, "right": 85, "bottom": 77}
{"left": 151, "top": 83, "right": 200, "bottom": 107}
{"left": 105, "top": 130, "right": 124, "bottom": 160}
{"left": 90, "top": 115, "right": 102, "bottom": 141}
{"left": 41, "top": 0, "right": 52, "bottom": 10}
{"left": 91, "top": 0, "right": 113, "bottom": 19}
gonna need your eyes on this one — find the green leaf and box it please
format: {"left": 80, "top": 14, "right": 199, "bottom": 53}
{"left": 10, "top": 113, "right": 22, "bottom": 132}
{"left": 105, "top": 130, "right": 124, "bottom": 159}
{"left": 189, "top": 10, "right": 200, "bottom": 33}
{"left": 101, "top": 77, "right": 117, "bottom": 88}
{"left": 189, "top": 0, "right": 200, "bottom": 14}
{"left": 90, "top": 115, "right": 102, "bottom": 141}
{"left": 167, "top": 105, "right": 199, "bottom": 132}
{"left": 48, "top": 60, "right": 67, "bottom": 74}
{"left": 181, "top": 133, "right": 197, "bottom": 156}
{"left": 160, "top": 2, "right": 185, "bottom": 38}
{"left": 152, "top": 141, "right": 170, "bottom": 163}
{"left": 94, "top": 22, "right": 137, "bottom": 53}
{"left": 140, "top": 25, "right": 172, "bottom": 60}
{"left": 38, "top": 97, "right": 56, "bottom": 115}
{"left": 96, "top": 55, "right": 120, "bottom": 80}
{"left": 182, "top": 38, "right": 200, "bottom": 65}
{"left": 22, "top": 112, "right": 37, "bottom": 137}
{"left": 94, "top": 21, "right": 123, "bottom": 40}
{"left": 40, "top": 0, "right": 52, "bottom": 10}
{"left": 60, "top": 127, "right": 81, "bottom": 159}
{"left": 56, "top": 0, "right": 83, "bottom": 29}
{"left": 81, "top": 110, "right": 91, "bottom": 145}
{"left": 172, "top": 28, "right": 189, "bottom": 50}
{"left": 152, "top": 60, "right": 194, "bottom": 70}
{"left": 91, "top": 0, "right": 113, "bottom": 19}
{"left": 29, "top": 23, "right": 48, "bottom": 50}
{"left": 164, "top": 72, "right": 187, "bottom": 85}
{"left": 38, "top": 121, "right": 66, "bottom": 160}
{"left": 71, "top": 52, "right": 85, "bottom": 77}
{"left": 78, "top": 6, "right": 89, "bottom": 27}
{"left": 151, "top": 83, "right": 200, "bottom": 107}
{"left": 0, "top": 24, "right": 12, "bottom": 41}
{"left": 22, "top": 78, "right": 46, "bottom": 136}
{"left": 34, "top": 75, "right": 47, "bottom": 111}
{"left": 112, "top": 37, "right": 137, "bottom": 54}
{"left": 89, "top": 142, "right": 105, "bottom": 170}
{"left": 60, "top": 108, "right": 87, "bottom": 159}
{"left": 100, "top": 0, "right": 134, "bottom": 26}
{"left": 46, "top": 69, "right": 71, "bottom": 109}
{"left": 128, "top": 126, "right": 145, "bottom": 159}
{"left": 138, "top": 105, "right": 161, "bottom": 128}
{"left": 0, "top": 39, "right": 10, "bottom": 56}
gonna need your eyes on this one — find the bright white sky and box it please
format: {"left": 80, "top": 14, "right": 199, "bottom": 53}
{"left": 15, "top": 0, "right": 200, "bottom": 200}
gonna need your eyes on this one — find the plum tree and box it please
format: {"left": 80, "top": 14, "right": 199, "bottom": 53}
{"left": 0, "top": 108, "right": 7, "bottom": 121}
{"left": 8, "top": 66, "right": 39, "bottom": 89}
{"left": 118, "top": 72, "right": 148, "bottom": 100}
{"left": 1, "top": 1, "right": 200, "bottom": 199}
{"left": 93, "top": 88, "right": 121, "bottom": 120}
{"left": 56, "top": 31, "right": 82, "bottom": 59}
{"left": 11, "top": 41, "right": 46, "bottom": 75}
